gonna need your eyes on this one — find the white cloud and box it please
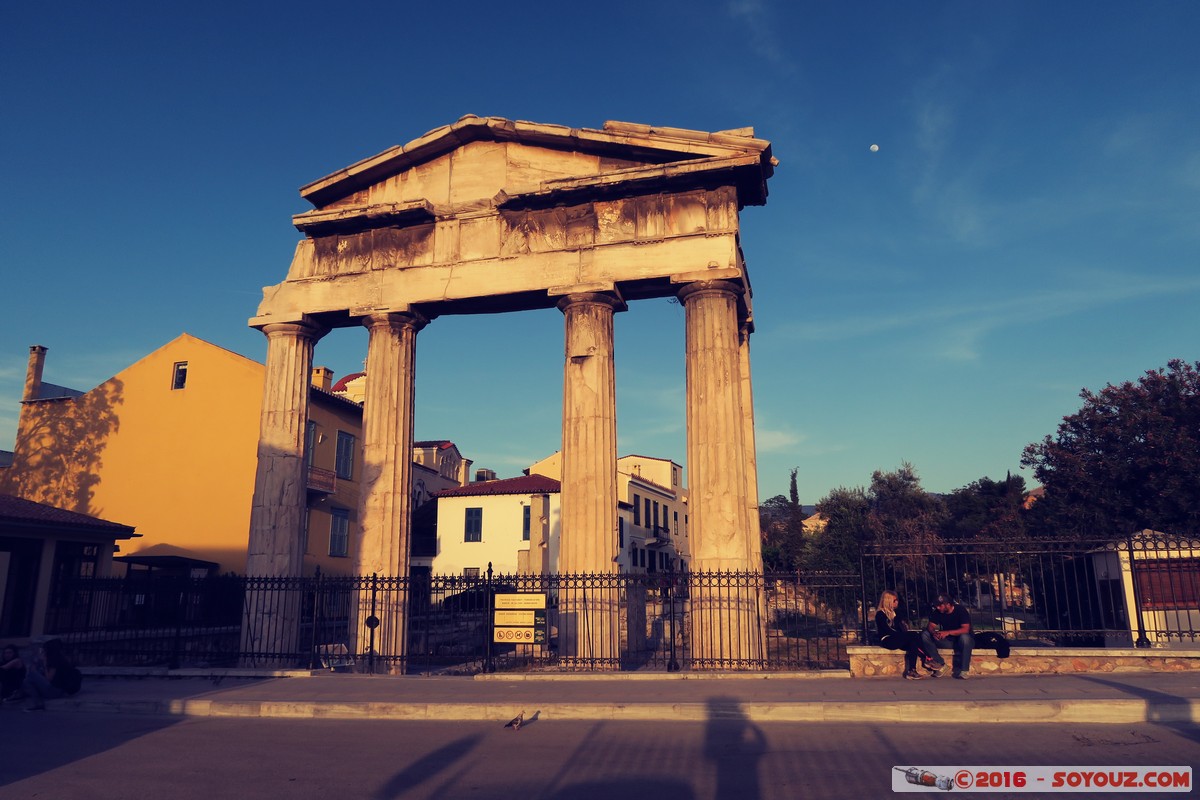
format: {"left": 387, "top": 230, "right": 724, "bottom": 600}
{"left": 1180, "top": 151, "right": 1200, "bottom": 190}
{"left": 727, "top": 0, "right": 795, "bottom": 73}
{"left": 776, "top": 271, "right": 1200, "bottom": 362}
{"left": 755, "top": 427, "right": 803, "bottom": 453}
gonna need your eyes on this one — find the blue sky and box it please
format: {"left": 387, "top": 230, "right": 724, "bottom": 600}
{"left": 2, "top": 1, "right": 1197, "bottom": 505}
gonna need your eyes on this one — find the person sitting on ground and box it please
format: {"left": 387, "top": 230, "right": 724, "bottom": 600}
{"left": 875, "top": 590, "right": 945, "bottom": 680}
{"left": 0, "top": 644, "right": 26, "bottom": 700}
{"left": 14, "top": 638, "right": 82, "bottom": 710}
{"left": 921, "top": 594, "right": 976, "bottom": 680}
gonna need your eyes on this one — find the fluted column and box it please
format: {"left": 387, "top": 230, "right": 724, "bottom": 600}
{"left": 357, "top": 311, "right": 427, "bottom": 575}
{"left": 243, "top": 319, "right": 324, "bottom": 665}
{"left": 680, "top": 281, "right": 752, "bottom": 567}
{"left": 353, "top": 310, "right": 427, "bottom": 671}
{"left": 680, "top": 281, "right": 764, "bottom": 667}
{"left": 739, "top": 318, "right": 763, "bottom": 569}
{"left": 557, "top": 292, "right": 622, "bottom": 666}
{"left": 246, "top": 321, "right": 325, "bottom": 577}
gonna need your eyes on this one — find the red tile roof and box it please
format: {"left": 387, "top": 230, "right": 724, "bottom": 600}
{"left": 0, "top": 493, "right": 136, "bottom": 536}
{"left": 436, "top": 474, "right": 560, "bottom": 498}
{"left": 331, "top": 371, "right": 365, "bottom": 392}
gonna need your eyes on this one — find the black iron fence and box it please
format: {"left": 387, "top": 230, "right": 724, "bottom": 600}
{"left": 42, "top": 534, "right": 1198, "bottom": 671}
{"left": 861, "top": 532, "right": 1200, "bottom": 648}
{"left": 44, "top": 568, "right": 860, "bottom": 672}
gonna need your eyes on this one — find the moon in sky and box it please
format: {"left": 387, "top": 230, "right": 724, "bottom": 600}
{"left": 870, "top": 144, "right": 880, "bottom": 152}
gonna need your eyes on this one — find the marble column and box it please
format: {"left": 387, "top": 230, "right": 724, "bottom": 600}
{"left": 557, "top": 292, "right": 622, "bottom": 666}
{"left": 679, "top": 281, "right": 764, "bottom": 667}
{"left": 353, "top": 310, "right": 427, "bottom": 670}
{"left": 246, "top": 320, "right": 325, "bottom": 577}
{"left": 739, "top": 318, "right": 764, "bottom": 569}
{"left": 243, "top": 319, "right": 324, "bottom": 664}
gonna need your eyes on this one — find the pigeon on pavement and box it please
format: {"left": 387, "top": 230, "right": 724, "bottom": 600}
{"left": 504, "top": 710, "right": 525, "bottom": 731}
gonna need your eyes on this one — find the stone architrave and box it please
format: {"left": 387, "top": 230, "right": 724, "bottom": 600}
{"left": 247, "top": 117, "right": 775, "bottom": 670}
{"left": 243, "top": 320, "right": 324, "bottom": 662}
{"left": 353, "top": 310, "right": 427, "bottom": 668}
{"left": 679, "top": 280, "right": 765, "bottom": 667}
{"left": 557, "top": 292, "right": 622, "bottom": 665}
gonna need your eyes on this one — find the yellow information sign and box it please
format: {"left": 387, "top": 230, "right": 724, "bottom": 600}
{"left": 494, "top": 610, "right": 538, "bottom": 626}
{"left": 491, "top": 593, "right": 548, "bottom": 645}
{"left": 493, "top": 593, "right": 547, "bottom": 610}
{"left": 493, "top": 626, "right": 547, "bottom": 644}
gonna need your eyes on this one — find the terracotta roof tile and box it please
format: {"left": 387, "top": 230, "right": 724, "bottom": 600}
{"left": 436, "top": 474, "right": 560, "bottom": 498}
{"left": 331, "top": 371, "right": 365, "bottom": 392}
{"left": 0, "top": 493, "right": 136, "bottom": 535}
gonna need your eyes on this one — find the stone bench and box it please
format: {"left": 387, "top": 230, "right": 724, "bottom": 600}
{"left": 848, "top": 645, "right": 1200, "bottom": 677}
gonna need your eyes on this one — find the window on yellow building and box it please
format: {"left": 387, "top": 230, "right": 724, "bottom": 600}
{"left": 335, "top": 431, "right": 355, "bottom": 479}
{"left": 465, "top": 507, "right": 482, "bottom": 542}
{"left": 329, "top": 508, "right": 349, "bottom": 557}
{"left": 171, "top": 362, "right": 188, "bottom": 390}
{"left": 305, "top": 421, "right": 317, "bottom": 468}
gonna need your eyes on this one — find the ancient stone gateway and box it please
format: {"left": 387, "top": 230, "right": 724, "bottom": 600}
{"left": 246, "top": 116, "right": 776, "bottom": 668}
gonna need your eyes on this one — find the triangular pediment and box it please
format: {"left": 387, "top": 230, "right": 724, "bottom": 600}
{"left": 297, "top": 115, "right": 774, "bottom": 221}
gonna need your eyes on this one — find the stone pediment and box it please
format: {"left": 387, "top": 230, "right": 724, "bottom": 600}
{"left": 294, "top": 115, "right": 775, "bottom": 234}
{"left": 255, "top": 116, "right": 774, "bottom": 327}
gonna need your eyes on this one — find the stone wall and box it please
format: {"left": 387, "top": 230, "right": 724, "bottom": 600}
{"left": 848, "top": 645, "right": 1200, "bottom": 678}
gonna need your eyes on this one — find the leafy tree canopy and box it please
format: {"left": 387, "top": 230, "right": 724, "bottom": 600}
{"left": 1021, "top": 359, "right": 1200, "bottom": 536}
{"left": 797, "top": 464, "right": 945, "bottom": 572}
{"left": 804, "top": 485, "right": 871, "bottom": 573}
{"left": 866, "top": 463, "right": 947, "bottom": 548}
{"left": 760, "top": 468, "right": 808, "bottom": 571}
{"left": 943, "top": 473, "right": 1028, "bottom": 543}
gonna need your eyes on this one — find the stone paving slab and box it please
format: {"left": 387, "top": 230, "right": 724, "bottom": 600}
{"left": 6, "top": 671, "right": 1197, "bottom": 725}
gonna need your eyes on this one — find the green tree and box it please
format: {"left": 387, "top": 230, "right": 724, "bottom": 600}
{"left": 801, "top": 486, "right": 871, "bottom": 573}
{"left": 760, "top": 468, "right": 807, "bottom": 570}
{"left": 943, "top": 473, "right": 1028, "bottom": 543}
{"left": 1021, "top": 359, "right": 1200, "bottom": 536}
{"left": 865, "top": 462, "right": 948, "bottom": 549}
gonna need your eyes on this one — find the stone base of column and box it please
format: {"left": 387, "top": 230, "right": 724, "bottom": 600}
{"left": 686, "top": 571, "right": 767, "bottom": 670}
{"left": 239, "top": 581, "right": 302, "bottom": 668}
{"left": 349, "top": 579, "right": 407, "bottom": 674}
{"left": 557, "top": 574, "right": 620, "bottom": 669}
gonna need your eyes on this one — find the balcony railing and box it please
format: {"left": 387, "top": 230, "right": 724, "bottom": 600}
{"left": 307, "top": 466, "right": 336, "bottom": 494}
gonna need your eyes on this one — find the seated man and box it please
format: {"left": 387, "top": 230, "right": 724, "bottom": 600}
{"left": 921, "top": 594, "right": 975, "bottom": 680}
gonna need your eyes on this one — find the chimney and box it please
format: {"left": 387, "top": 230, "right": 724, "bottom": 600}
{"left": 311, "top": 366, "right": 333, "bottom": 392}
{"left": 23, "top": 345, "right": 47, "bottom": 401}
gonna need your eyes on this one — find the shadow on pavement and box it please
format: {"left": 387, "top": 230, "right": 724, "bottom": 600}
{"left": 546, "top": 777, "right": 694, "bottom": 800}
{"left": 1077, "top": 675, "right": 1200, "bottom": 744}
{"left": 704, "top": 695, "right": 766, "bottom": 800}
{"left": 373, "top": 733, "right": 484, "bottom": 800}
{"left": 0, "top": 707, "right": 180, "bottom": 787}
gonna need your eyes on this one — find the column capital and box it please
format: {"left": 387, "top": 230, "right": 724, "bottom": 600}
{"left": 258, "top": 319, "right": 328, "bottom": 343}
{"left": 676, "top": 280, "right": 743, "bottom": 306}
{"left": 556, "top": 291, "right": 627, "bottom": 314}
{"left": 361, "top": 310, "right": 431, "bottom": 334}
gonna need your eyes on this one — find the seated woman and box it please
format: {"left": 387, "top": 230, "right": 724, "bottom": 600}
{"left": 0, "top": 644, "right": 26, "bottom": 700}
{"left": 875, "top": 590, "right": 946, "bottom": 679}
{"left": 17, "top": 638, "right": 82, "bottom": 710}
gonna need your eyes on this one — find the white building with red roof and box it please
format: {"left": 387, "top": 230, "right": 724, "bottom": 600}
{"left": 427, "top": 452, "right": 690, "bottom": 578}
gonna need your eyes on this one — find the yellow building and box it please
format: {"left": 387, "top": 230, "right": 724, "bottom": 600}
{"left": 0, "top": 335, "right": 474, "bottom": 577}
{"left": 523, "top": 451, "right": 690, "bottom": 573}
{"left": 1, "top": 335, "right": 263, "bottom": 574}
